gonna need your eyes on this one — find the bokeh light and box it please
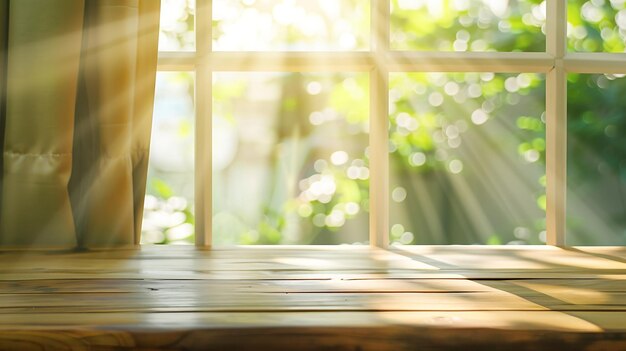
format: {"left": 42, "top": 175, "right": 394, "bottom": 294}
{"left": 212, "top": 72, "right": 369, "bottom": 244}
{"left": 158, "top": 0, "right": 195, "bottom": 51}
{"left": 568, "top": 0, "right": 626, "bottom": 52}
{"left": 391, "top": 0, "right": 546, "bottom": 51}
{"left": 567, "top": 74, "right": 626, "bottom": 245}
{"left": 212, "top": 0, "right": 369, "bottom": 51}
{"left": 142, "top": 72, "right": 195, "bottom": 245}
{"left": 389, "top": 72, "right": 546, "bottom": 245}
{"left": 146, "top": 0, "right": 626, "bottom": 246}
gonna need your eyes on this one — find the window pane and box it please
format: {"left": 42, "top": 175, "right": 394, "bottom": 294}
{"left": 568, "top": 0, "right": 626, "bottom": 52}
{"left": 159, "top": 0, "right": 195, "bottom": 51}
{"left": 567, "top": 74, "right": 626, "bottom": 245}
{"left": 213, "top": 72, "right": 369, "bottom": 245}
{"left": 389, "top": 72, "right": 546, "bottom": 245}
{"left": 212, "top": 0, "right": 370, "bottom": 51}
{"left": 390, "top": 0, "right": 545, "bottom": 52}
{"left": 142, "top": 72, "right": 195, "bottom": 245}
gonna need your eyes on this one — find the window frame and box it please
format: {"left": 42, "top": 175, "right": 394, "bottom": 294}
{"left": 156, "top": 0, "right": 626, "bottom": 248}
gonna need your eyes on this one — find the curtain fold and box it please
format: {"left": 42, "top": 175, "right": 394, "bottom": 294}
{"left": 132, "top": 0, "right": 161, "bottom": 245}
{"left": 0, "top": 0, "right": 7, "bottom": 229}
{"left": 0, "top": 0, "right": 160, "bottom": 249}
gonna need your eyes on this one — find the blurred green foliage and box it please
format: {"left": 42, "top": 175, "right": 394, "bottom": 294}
{"left": 391, "top": 0, "right": 545, "bottom": 51}
{"left": 149, "top": 0, "right": 626, "bottom": 246}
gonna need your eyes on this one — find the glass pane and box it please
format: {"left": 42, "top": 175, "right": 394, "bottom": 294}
{"left": 389, "top": 72, "right": 546, "bottom": 245}
{"left": 212, "top": 0, "right": 370, "bottom": 51}
{"left": 390, "top": 0, "right": 546, "bottom": 51}
{"left": 213, "top": 72, "right": 369, "bottom": 245}
{"left": 568, "top": 0, "right": 626, "bottom": 52}
{"left": 142, "top": 72, "right": 195, "bottom": 245}
{"left": 567, "top": 74, "right": 626, "bottom": 245}
{"left": 159, "top": 0, "right": 195, "bottom": 51}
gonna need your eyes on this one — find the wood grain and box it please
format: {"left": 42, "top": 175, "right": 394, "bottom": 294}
{"left": 0, "top": 246, "right": 625, "bottom": 350}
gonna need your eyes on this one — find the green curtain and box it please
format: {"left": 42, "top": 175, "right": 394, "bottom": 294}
{"left": 0, "top": 0, "right": 160, "bottom": 248}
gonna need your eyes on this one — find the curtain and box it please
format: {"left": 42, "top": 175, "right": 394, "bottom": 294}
{"left": 0, "top": 0, "right": 160, "bottom": 248}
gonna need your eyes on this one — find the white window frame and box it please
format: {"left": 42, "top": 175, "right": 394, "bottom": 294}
{"left": 156, "top": 0, "right": 626, "bottom": 248}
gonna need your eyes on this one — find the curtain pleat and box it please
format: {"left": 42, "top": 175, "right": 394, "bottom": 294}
{"left": 1, "top": 0, "right": 160, "bottom": 249}
{"left": 68, "top": 5, "right": 99, "bottom": 249}
{"left": 72, "top": 0, "right": 160, "bottom": 248}
{"left": 132, "top": 0, "right": 160, "bottom": 244}
{"left": 0, "top": 0, "right": 8, "bottom": 225}
{"left": 0, "top": 0, "right": 84, "bottom": 247}
{"left": 76, "top": 0, "right": 139, "bottom": 248}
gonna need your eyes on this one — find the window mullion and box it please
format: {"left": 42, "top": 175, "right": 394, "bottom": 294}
{"left": 565, "top": 52, "right": 626, "bottom": 73}
{"left": 156, "top": 51, "right": 196, "bottom": 71}
{"left": 385, "top": 52, "right": 553, "bottom": 73}
{"left": 545, "top": 0, "right": 567, "bottom": 246}
{"left": 204, "top": 52, "right": 374, "bottom": 71}
{"left": 370, "top": 0, "right": 390, "bottom": 248}
{"left": 195, "top": 0, "right": 212, "bottom": 247}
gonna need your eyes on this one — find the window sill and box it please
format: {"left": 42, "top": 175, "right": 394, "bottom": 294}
{"left": 1, "top": 245, "right": 625, "bottom": 350}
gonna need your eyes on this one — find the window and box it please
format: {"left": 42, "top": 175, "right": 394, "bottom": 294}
{"left": 146, "top": 0, "right": 626, "bottom": 247}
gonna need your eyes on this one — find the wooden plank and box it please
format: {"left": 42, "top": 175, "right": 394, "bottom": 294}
{"left": 0, "top": 311, "right": 616, "bottom": 331}
{"left": 576, "top": 247, "right": 626, "bottom": 261}
{"left": 0, "top": 291, "right": 552, "bottom": 313}
{"left": 0, "top": 323, "right": 624, "bottom": 351}
{"left": 0, "top": 256, "right": 441, "bottom": 271}
{"left": 391, "top": 246, "right": 626, "bottom": 270}
{"left": 504, "top": 279, "right": 626, "bottom": 292}
{"left": 494, "top": 280, "right": 626, "bottom": 307}
{"left": 3, "top": 245, "right": 623, "bottom": 262}
{"left": 1, "top": 259, "right": 624, "bottom": 272}
{"left": 0, "top": 285, "right": 624, "bottom": 313}
{"left": 3, "top": 246, "right": 625, "bottom": 271}
{"left": 0, "top": 279, "right": 498, "bottom": 294}
{"left": 1, "top": 246, "right": 625, "bottom": 350}
{"left": 1, "top": 270, "right": 625, "bottom": 281}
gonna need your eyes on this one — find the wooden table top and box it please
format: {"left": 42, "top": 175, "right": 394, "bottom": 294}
{"left": 0, "top": 245, "right": 625, "bottom": 350}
